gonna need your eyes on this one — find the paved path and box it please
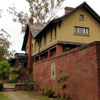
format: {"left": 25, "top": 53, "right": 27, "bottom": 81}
{"left": 2, "top": 84, "right": 36, "bottom": 100}
{"left": 2, "top": 91, "right": 36, "bottom": 100}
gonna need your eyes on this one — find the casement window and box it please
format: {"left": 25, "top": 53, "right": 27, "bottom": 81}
{"left": 44, "top": 34, "right": 47, "bottom": 45}
{"left": 74, "top": 26, "right": 89, "bottom": 35}
{"left": 51, "top": 63, "right": 56, "bottom": 80}
{"left": 80, "top": 14, "right": 84, "bottom": 20}
{"left": 54, "top": 26, "right": 56, "bottom": 38}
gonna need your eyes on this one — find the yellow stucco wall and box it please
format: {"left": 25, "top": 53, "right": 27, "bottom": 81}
{"left": 26, "top": 7, "right": 100, "bottom": 56}
{"left": 31, "top": 25, "right": 59, "bottom": 56}
{"left": 59, "top": 8, "right": 100, "bottom": 43}
{"left": 26, "top": 38, "right": 29, "bottom": 54}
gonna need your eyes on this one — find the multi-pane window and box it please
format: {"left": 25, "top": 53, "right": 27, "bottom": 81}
{"left": 74, "top": 26, "right": 89, "bottom": 35}
{"left": 44, "top": 34, "right": 47, "bottom": 45}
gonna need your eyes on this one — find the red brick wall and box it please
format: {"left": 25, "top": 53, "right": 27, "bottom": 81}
{"left": 96, "top": 44, "right": 100, "bottom": 100}
{"left": 33, "top": 41, "right": 100, "bottom": 100}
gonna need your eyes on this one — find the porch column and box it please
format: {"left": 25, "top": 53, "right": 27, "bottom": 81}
{"left": 39, "top": 55, "right": 41, "bottom": 61}
{"left": 56, "top": 44, "right": 63, "bottom": 55}
{"left": 48, "top": 50, "right": 51, "bottom": 58}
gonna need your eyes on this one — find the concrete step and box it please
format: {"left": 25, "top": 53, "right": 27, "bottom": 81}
{"left": 3, "top": 88, "right": 15, "bottom": 92}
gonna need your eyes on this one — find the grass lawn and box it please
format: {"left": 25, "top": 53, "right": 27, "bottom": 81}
{"left": 0, "top": 92, "right": 11, "bottom": 100}
{"left": 4, "top": 83, "right": 15, "bottom": 87}
{"left": 20, "top": 91, "right": 56, "bottom": 100}
{"left": 0, "top": 81, "right": 15, "bottom": 87}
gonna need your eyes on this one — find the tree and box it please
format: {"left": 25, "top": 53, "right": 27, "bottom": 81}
{"left": 0, "top": 61, "right": 10, "bottom": 80}
{"left": 0, "top": 9, "right": 15, "bottom": 61}
{"left": 0, "top": 29, "right": 14, "bottom": 61}
{"left": 7, "top": 0, "right": 65, "bottom": 33}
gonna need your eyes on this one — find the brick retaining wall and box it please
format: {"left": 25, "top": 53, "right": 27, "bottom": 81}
{"left": 33, "top": 41, "right": 100, "bottom": 100}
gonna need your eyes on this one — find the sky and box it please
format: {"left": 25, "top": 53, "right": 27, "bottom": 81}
{"left": 0, "top": 0, "right": 100, "bottom": 53}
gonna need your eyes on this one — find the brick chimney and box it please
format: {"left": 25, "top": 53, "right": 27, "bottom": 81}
{"left": 29, "top": 18, "right": 33, "bottom": 24}
{"left": 65, "top": 7, "right": 74, "bottom": 15}
{"left": 28, "top": 18, "right": 33, "bottom": 69}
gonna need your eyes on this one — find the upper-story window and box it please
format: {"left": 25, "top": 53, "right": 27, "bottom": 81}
{"left": 39, "top": 38, "right": 42, "bottom": 48}
{"left": 74, "top": 26, "right": 89, "bottom": 35}
{"left": 34, "top": 42, "right": 36, "bottom": 51}
{"left": 54, "top": 26, "right": 56, "bottom": 38}
{"left": 31, "top": 44, "right": 33, "bottom": 54}
{"left": 50, "top": 29, "right": 52, "bottom": 41}
{"left": 80, "top": 14, "right": 84, "bottom": 20}
{"left": 44, "top": 34, "right": 47, "bottom": 45}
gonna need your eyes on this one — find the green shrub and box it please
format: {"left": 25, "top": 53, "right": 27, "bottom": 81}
{"left": 24, "top": 78, "right": 34, "bottom": 86}
{"left": 45, "top": 88, "right": 55, "bottom": 97}
{"left": 9, "top": 66, "right": 22, "bottom": 82}
{"left": 0, "top": 83, "right": 3, "bottom": 91}
{"left": 0, "top": 61, "right": 10, "bottom": 80}
{"left": 24, "top": 78, "right": 34, "bottom": 91}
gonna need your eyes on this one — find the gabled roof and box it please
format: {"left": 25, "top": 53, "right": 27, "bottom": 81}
{"left": 22, "top": 24, "right": 45, "bottom": 51}
{"left": 29, "top": 24, "right": 45, "bottom": 38}
{"left": 35, "top": 2, "right": 100, "bottom": 38}
{"left": 22, "top": 2, "right": 100, "bottom": 51}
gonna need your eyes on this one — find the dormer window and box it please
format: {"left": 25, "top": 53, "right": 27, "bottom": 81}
{"left": 80, "top": 14, "right": 84, "bottom": 20}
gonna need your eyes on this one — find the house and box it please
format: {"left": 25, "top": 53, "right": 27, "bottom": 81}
{"left": 22, "top": 2, "right": 100, "bottom": 68}
{"left": 22, "top": 2, "right": 100, "bottom": 100}
{"left": 9, "top": 53, "right": 28, "bottom": 68}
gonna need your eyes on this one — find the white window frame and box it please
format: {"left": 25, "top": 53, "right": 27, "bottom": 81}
{"left": 51, "top": 63, "right": 56, "bottom": 80}
{"left": 74, "top": 26, "right": 89, "bottom": 35}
